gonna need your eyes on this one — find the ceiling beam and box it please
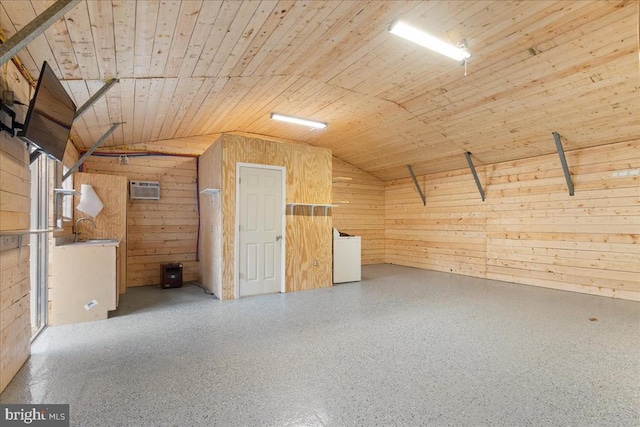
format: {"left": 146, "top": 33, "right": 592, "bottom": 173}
{"left": 0, "top": 0, "right": 81, "bottom": 67}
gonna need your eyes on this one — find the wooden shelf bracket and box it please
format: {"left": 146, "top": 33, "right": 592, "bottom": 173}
{"left": 464, "top": 152, "right": 486, "bottom": 201}
{"left": 406, "top": 164, "right": 426, "bottom": 206}
{"left": 552, "top": 132, "right": 575, "bottom": 196}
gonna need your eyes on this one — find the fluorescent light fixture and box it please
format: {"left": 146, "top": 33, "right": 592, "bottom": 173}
{"left": 270, "top": 113, "right": 327, "bottom": 129}
{"left": 388, "top": 21, "right": 471, "bottom": 61}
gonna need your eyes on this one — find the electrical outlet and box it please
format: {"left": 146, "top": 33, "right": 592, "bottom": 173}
{"left": 313, "top": 260, "right": 318, "bottom": 267}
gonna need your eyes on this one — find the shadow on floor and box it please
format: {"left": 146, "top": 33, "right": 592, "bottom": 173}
{"left": 109, "top": 283, "right": 217, "bottom": 318}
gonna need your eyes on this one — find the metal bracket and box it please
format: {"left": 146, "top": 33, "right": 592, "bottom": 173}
{"left": 53, "top": 188, "right": 81, "bottom": 228}
{"left": 0, "top": 0, "right": 82, "bottom": 67}
{"left": 552, "top": 132, "right": 574, "bottom": 196}
{"left": 64, "top": 122, "right": 121, "bottom": 180}
{"left": 406, "top": 164, "right": 426, "bottom": 206}
{"left": 464, "top": 152, "right": 485, "bottom": 201}
{"left": 74, "top": 78, "right": 119, "bottom": 120}
{"left": 30, "top": 150, "right": 43, "bottom": 164}
{"left": 0, "top": 102, "right": 23, "bottom": 136}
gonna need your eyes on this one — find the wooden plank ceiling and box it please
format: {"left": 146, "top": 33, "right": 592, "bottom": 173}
{"left": 2, "top": 0, "right": 638, "bottom": 180}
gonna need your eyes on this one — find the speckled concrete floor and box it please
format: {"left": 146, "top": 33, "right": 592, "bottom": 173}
{"left": 1, "top": 264, "right": 639, "bottom": 426}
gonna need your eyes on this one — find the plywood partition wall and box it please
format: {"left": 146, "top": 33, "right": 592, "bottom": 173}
{"left": 0, "top": 134, "right": 31, "bottom": 393}
{"left": 82, "top": 156, "right": 199, "bottom": 287}
{"left": 199, "top": 134, "right": 332, "bottom": 299}
{"left": 73, "top": 173, "right": 127, "bottom": 295}
{"left": 385, "top": 140, "right": 640, "bottom": 301}
{"left": 332, "top": 157, "right": 385, "bottom": 265}
{"left": 198, "top": 142, "right": 223, "bottom": 297}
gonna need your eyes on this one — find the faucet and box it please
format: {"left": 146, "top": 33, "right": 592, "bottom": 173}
{"left": 74, "top": 217, "right": 96, "bottom": 242}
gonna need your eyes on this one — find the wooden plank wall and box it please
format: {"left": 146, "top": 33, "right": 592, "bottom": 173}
{"left": 485, "top": 140, "right": 639, "bottom": 300}
{"left": 385, "top": 167, "right": 488, "bottom": 277}
{"left": 202, "top": 134, "right": 332, "bottom": 299}
{"left": 0, "top": 58, "right": 34, "bottom": 393}
{"left": 332, "top": 156, "right": 385, "bottom": 264}
{"left": 385, "top": 140, "right": 639, "bottom": 301}
{"left": 73, "top": 172, "right": 128, "bottom": 296}
{"left": 198, "top": 140, "right": 223, "bottom": 297}
{"left": 0, "top": 134, "right": 31, "bottom": 393}
{"left": 82, "top": 155, "right": 199, "bottom": 287}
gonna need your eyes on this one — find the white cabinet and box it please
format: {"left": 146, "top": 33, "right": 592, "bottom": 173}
{"left": 333, "top": 236, "right": 361, "bottom": 283}
{"left": 50, "top": 242, "right": 117, "bottom": 325}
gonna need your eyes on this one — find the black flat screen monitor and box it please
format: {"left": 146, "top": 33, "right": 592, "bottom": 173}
{"left": 18, "top": 61, "right": 76, "bottom": 161}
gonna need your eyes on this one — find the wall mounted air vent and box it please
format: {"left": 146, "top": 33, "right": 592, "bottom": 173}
{"left": 130, "top": 181, "right": 160, "bottom": 200}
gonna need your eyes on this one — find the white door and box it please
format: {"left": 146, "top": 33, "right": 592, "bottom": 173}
{"left": 238, "top": 165, "right": 284, "bottom": 297}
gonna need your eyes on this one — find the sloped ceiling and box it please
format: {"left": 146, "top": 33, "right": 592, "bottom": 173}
{"left": 2, "top": 0, "right": 638, "bottom": 180}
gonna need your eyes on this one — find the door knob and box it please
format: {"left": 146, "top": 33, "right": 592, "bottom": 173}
{"left": 276, "top": 235, "right": 282, "bottom": 241}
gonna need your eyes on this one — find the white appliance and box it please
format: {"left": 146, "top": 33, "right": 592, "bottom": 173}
{"left": 130, "top": 180, "right": 160, "bottom": 200}
{"left": 333, "top": 234, "right": 361, "bottom": 283}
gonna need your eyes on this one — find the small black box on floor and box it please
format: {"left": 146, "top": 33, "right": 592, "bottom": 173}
{"left": 161, "top": 263, "right": 183, "bottom": 289}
